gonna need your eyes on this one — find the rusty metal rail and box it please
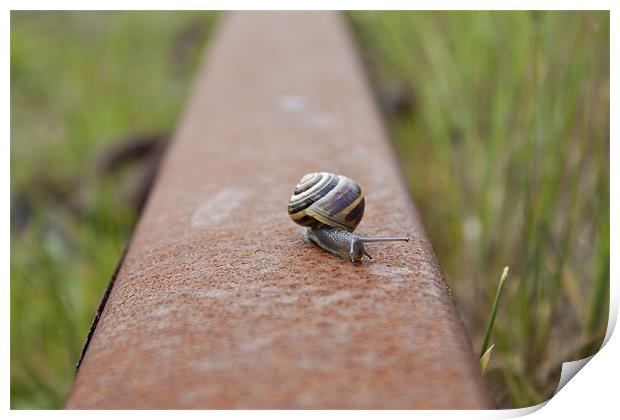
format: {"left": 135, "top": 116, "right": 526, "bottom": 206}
{"left": 65, "top": 11, "right": 494, "bottom": 409}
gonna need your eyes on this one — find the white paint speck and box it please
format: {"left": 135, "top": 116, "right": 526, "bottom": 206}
{"left": 313, "top": 290, "right": 352, "bottom": 307}
{"left": 194, "top": 359, "right": 235, "bottom": 372}
{"left": 369, "top": 265, "right": 413, "bottom": 278}
{"left": 191, "top": 188, "right": 247, "bottom": 227}
{"left": 277, "top": 95, "right": 307, "bottom": 113}
{"left": 304, "top": 112, "right": 334, "bottom": 128}
{"left": 197, "top": 288, "right": 233, "bottom": 299}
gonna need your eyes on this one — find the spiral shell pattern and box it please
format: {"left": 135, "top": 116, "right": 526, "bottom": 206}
{"left": 288, "top": 172, "right": 365, "bottom": 232}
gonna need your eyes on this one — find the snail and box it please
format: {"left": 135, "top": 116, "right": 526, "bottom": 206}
{"left": 288, "top": 172, "right": 409, "bottom": 263}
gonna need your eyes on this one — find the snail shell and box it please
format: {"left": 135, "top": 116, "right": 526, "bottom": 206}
{"left": 288, "top": 172, "right": 365, "bottom": 232}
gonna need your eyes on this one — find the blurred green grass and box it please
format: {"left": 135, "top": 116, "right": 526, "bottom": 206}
{"left": 350, "top": 11, "right": 609, "bottom": 407}
{"left": 11, "top": 11, "right": 216, "bottom": 408}
{"left": 11, "top": 11, "right": 609, "bottom": 410}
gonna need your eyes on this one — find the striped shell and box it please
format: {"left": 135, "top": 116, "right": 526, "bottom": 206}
{"left": 288, "top": 172, "right": 365, "bottom": 232}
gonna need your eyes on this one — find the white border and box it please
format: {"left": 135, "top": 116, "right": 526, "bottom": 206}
{"left": 3, "top": 1, "right": 616, "bottom": 418}
{"left": 2, "top": 0, "right": 616, "bottom": 11}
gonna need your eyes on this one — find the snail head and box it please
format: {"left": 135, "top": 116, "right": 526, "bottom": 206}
{"left": 349, "top": 239, "right": 371, "bottom": 263}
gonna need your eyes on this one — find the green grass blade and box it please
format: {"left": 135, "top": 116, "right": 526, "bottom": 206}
{"left": 480, "top": 266, "right": 510, "bottom": 360}
{"left": 479, "top": 344, "right": 495, "bottom": 373}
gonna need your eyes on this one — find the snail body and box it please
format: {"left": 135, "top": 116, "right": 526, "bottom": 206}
{"left": 288, "top": 172, "right": 409, "bottom": 263}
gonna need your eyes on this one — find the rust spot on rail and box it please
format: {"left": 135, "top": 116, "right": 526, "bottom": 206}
{"left": 65, "top": 11, "right": 495, "bottom": 409}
